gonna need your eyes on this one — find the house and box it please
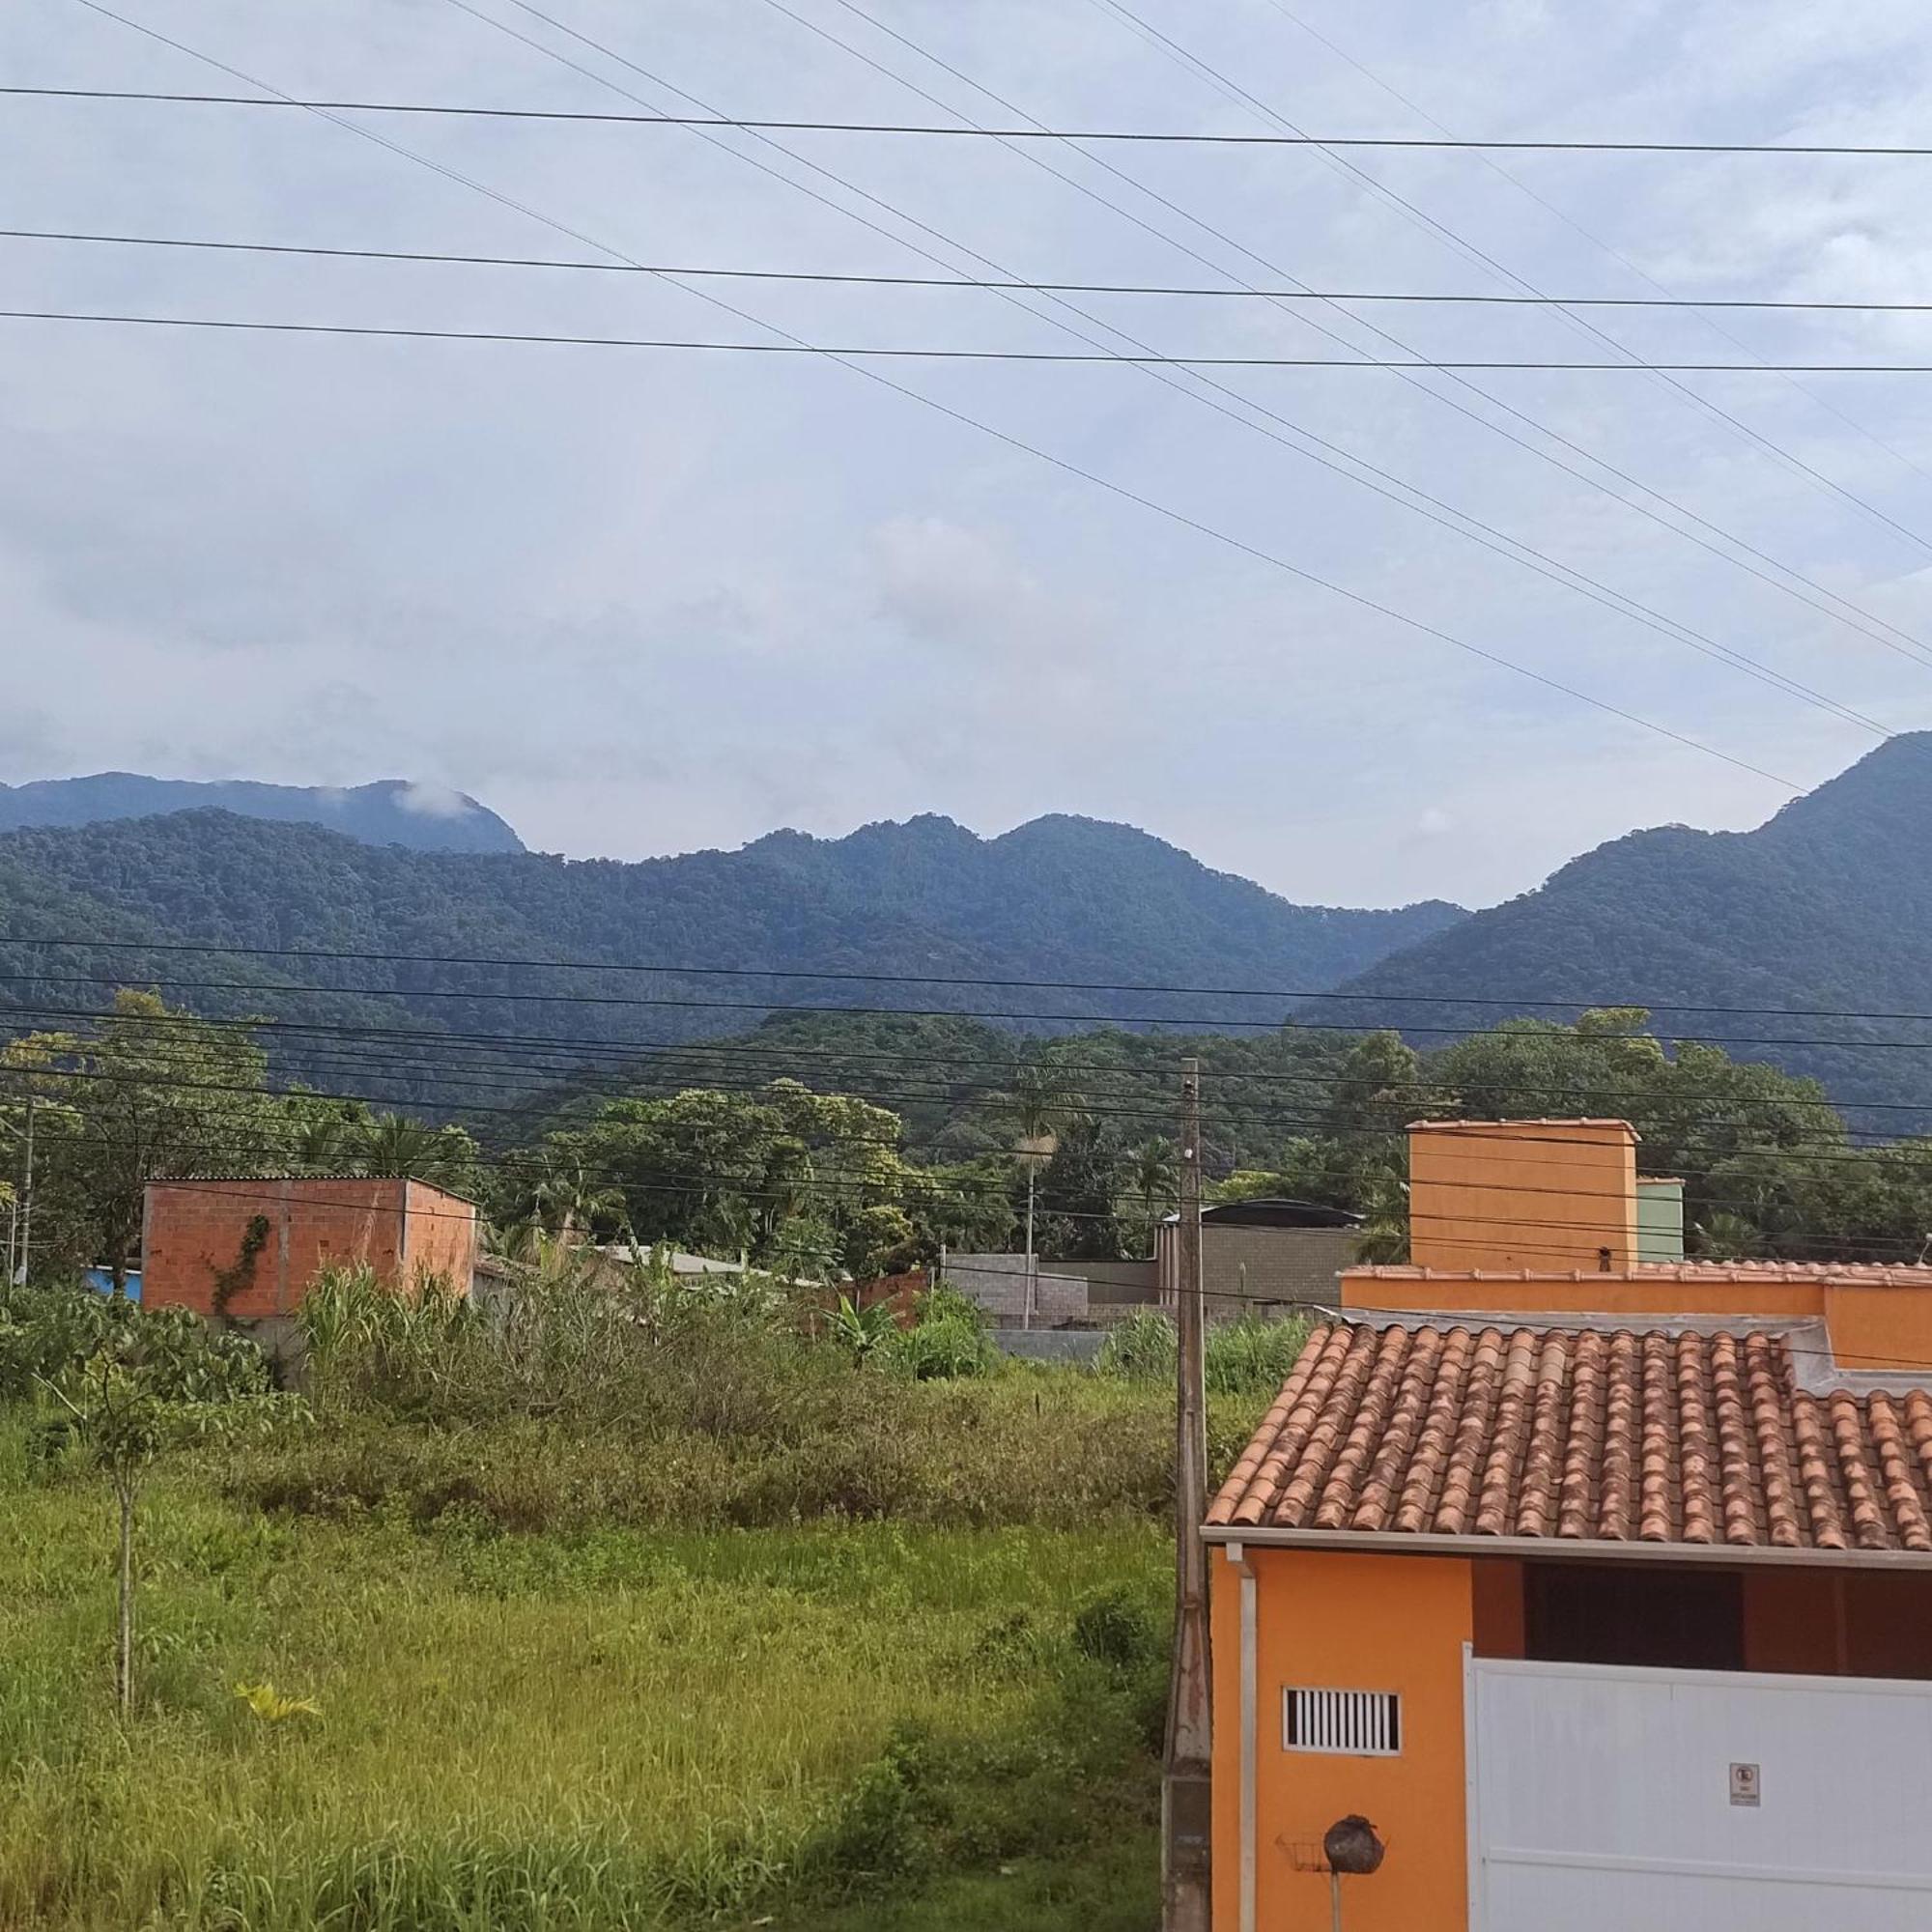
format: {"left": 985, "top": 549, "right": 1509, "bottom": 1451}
{"left": 142, "top": 1175, "right": 477, "bottom": 1345}
{"left": 1206, "top": 1117, "right": 1932, "bottom": 1932}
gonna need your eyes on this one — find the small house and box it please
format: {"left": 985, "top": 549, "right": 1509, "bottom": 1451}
{"left": 1208, "top": 1117, "right": 1932, "bottom": 1931}
{"left": 142, "top": 1175, "right": 477, "bottom": 1344}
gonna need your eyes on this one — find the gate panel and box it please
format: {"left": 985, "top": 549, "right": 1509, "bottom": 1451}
{"left": 1469, "top": 1655, "right": 1932, "bottom": 1932}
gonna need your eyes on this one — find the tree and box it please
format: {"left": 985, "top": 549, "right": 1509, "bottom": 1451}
{"left": 33, "top": 1306, "right": 299, "bottom": 1716}
{"left": 20, "top": 994, "right": 282, "bottom": 1292}
{"left": 1035, "top": 1115, "right": 1126, "bottom": 1260}
{"left": 355, "top": 1114, "right": 478, "bottom": 1192}
{"left": 1118, "top": 1136, "right": 1179, "bottom": 1256}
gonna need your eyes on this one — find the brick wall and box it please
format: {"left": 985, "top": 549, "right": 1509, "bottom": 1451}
{"left": 143, "top": 1178, "right": 475, "bottom": 1317}
{"left": 401, "top": 1178, "right": 478, "bottom": 1291}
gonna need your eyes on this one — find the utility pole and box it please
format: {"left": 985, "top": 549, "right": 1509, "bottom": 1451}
{"left": 1023, "top": 1160, "right": 1037, "bottom": 1330}
{"left": 13, "top": 1093, "right": 34, "bottom": 1287}
{"left": 1163, "top": 1057, "right": 1211, "bottom": 1932}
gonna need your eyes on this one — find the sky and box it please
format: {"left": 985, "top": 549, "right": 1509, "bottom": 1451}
{"left": 6, "top": 0, "right": 1932, "bottom": 910}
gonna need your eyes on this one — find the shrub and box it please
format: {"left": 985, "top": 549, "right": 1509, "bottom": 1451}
{"left": 1205, "top": 1314, "right": 1310, "bottom": 1397}
{"left": 889, "top": 1314, "right": 997, "bottom": 1380}
{"left": 1071, "top": 1584, "right": 1162, "bottom": 1671}
{"left": 884, "top": 1288, "right": 998, "bottom": 1382}
{"left": 1095, "top": 1310, "right": 1176, "bottom": 1383}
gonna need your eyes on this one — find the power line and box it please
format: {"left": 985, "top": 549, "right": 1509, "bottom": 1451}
{"left": 23, "top": 226, "right": 1932, "bottom": 312}
{"left": 20, "top": 930, "right": 1932, "bottom": 1026}
{"left": 1255, "top": 0, "right": 1932, "bottom": 500}
{"left": 16, "top": 965, "right": 1932, "bottom": 1057}
{"left": 20, "top": 996, "right": 1932, "bottom": 1136}
{"left": 63, "top": 3, "right": 1808, "bottom": 794}
{"left": 760, "top": 0, "right": 1932, "bottom": 685}
{"left": 449, "top": 0, "right": 1896, "bottom": 740}
{"left": 1086, "top": 0, "right": 1932, "bottom": 565}
{"left": 19, "top": 305, "right": 1932, "bottom": 370}
{"left": 1049, "top": 0, "right": 1932, "bottom": 666}
{"left": 19, "top": 85, "right": 1932, "bottom": 156}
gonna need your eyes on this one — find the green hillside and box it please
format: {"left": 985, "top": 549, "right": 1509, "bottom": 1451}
{"left": 0, "top": 808, "right": 1460, "bottom": 1111}
{"left": 1324, "top": 734, "right": 1932, "bottom": 1122}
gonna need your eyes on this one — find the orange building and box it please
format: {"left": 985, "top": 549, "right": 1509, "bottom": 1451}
{"left": 142, "top": 1176, "right": 476, "bottom": 1332}
{"left": 1207, "top": 1118, "right": 1932, "bottom": 1932}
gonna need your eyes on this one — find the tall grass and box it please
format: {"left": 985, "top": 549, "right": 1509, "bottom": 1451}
{"left": 1097, "top": 1308, "right": 1310, "bottom": 1398}
{"left": 2, "top": 1270, "right": 1281, "bottom": 1928}
{"left": 0, "top": 1421, "right": 1163, "bottom": 1930}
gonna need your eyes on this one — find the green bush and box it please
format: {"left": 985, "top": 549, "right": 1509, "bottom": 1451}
{"left": 888, "top": 1298, "right": 998, "bottom": 1381}
{"left": 1095, "top": 1309, "right": 1307, "bottom": 1398}
{"left": 1094, "top": 1310, "right": 1176, "bottom": 1383}
{"left": 1070, "top": 1585, "right": 1162, "bottom": 1671}
{"left": 1205, "top": 1314, "right": 1310, "bottom": 1398}
{"left": 0, "top": 1282, "right": 270, "bottom": 1408}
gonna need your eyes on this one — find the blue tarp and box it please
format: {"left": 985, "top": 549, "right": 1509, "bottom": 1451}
{"left": 81, "top": 1267, "right": 141, "bottom": 1302}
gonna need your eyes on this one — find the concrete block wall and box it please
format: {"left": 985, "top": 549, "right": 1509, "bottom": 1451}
{"left": 1157, "top": 1225, "right": 1360, "bottom": 1321}
{"left": 943, "top": 1254, "right": 1090, "bottom": 1326}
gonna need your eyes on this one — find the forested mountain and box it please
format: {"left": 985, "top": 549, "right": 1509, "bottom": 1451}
{"left": 0, "top": 774, "right": 524, "bottom": 854}
{"left": 0, "top": 809, "right": 1462, "bottom": 1108}
{"left": 1323, "top": 734, "right": 1932, "bottom": 1122}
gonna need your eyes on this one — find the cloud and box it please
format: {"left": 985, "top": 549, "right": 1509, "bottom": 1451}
{"left": 395, "top": 781, "right": 473, "bottom": 820}
{"left": 0, "top": 0, "right": 1927, "bottom": 908}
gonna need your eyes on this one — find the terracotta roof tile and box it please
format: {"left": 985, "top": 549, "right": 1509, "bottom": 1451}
{"left": 1207, "top": 1321, "right": 1932, "bottom": 1554}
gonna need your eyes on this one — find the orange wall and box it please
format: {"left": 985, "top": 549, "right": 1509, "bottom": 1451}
{"left": 1820, "top": 1284, "right": 1932, "bottom": 1373}
{"left": 1408, "top": 1121, "right": 1637, "bottom": 1273}
{"left": 1344, "top": 1270, "right": 1825, "bottom": 1324}
{"left": 1212, "top": 1548, "right": 1473, "bottom": 1932}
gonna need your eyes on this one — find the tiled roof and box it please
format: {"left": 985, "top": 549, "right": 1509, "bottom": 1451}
{"left": 1208, "top": 1321, "right": 1932, "bottom": 1553}
{"left": 1406, "top": 1117, "right": 1637, "bottom": 1133}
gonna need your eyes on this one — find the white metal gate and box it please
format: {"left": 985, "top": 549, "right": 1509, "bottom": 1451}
{"left": 1467, "top": 1653, "right": 1932, "bottom": 1931}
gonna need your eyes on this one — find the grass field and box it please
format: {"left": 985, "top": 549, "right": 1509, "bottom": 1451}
{"left": 0, "top": 1406, "right": 1175, "bottom": 1931}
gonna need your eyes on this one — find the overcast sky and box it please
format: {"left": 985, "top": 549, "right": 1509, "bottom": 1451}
{"left": 6, "top": 0, "right": 1932, "bottom": 910}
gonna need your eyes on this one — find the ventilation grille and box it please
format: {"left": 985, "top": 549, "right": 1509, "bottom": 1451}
{"left": 1283, "top": 1688, "right": 1401, "bottom": 1756}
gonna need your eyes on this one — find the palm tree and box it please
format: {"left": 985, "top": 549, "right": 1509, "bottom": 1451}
{"left": 357, "top": 1115, "right": 448, "bottom": 1181}
{"left": 1122, "top": 1136, "right": 1179, "bottom": 1253}
{"left": 1009, "top": 1067, "right": 1084, "bottom": 1328}
{"left": 530, "top": 1154, "right": 625, "bottom": 1243}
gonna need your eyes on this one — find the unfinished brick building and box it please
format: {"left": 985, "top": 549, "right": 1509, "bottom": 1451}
{"left": 141, "top": 1176, "right": 476, "bottom": 1327}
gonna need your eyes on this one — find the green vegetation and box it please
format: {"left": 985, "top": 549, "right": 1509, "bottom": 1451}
{"left": 0, "top": 1268, "right": 1276, "bottom": 1930}
{"left": 2, "top": 1441, "right": 1166, "bottom": 1930}
{"left": 0, "top": 804, "right": 1459, "bottom": 1102}
{"left": 1096, "top": 1308, "right": 1312, "bottom": 1398}
{"left": 1328, "top": 732, "right": 1932, "bottom": 1123}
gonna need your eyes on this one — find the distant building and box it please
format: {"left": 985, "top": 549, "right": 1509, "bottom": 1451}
{"left": 142, "top": 1176, "right": 476, "bottom": 1341}
{"left": 1158, "top": 1198, "right": 1365, "bottom": 1321}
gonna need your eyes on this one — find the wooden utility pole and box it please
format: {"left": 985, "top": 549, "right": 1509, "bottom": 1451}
{"left": 13, "top": 1093, "right": 34, "bottom": 1287}
{"left": 1162, "top": 1057, "right": 1211, "bottom": 1931}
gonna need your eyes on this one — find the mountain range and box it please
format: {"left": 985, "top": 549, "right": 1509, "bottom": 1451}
{"left": 0, "top": 806, "right": 1461, "bottom": 1102}
{"left": 5, "top": 737, "right": 1932, "bottom": 1121}
{"left": 0, "top": 774, "right": 524, "bottom": 854}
